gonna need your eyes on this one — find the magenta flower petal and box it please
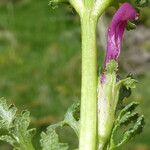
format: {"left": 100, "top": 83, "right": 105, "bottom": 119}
{"left": 105, "top": 3, "right": 139, "bottom": 64}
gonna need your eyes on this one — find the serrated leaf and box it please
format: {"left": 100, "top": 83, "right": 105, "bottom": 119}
{"left": 0, "top": 99, "right": 35, "bottom": 150}
{"left": 0, "top": 135, "right": 16, "bottom": 146}
{"left": 117, "top": 75, "right": 138, "bottom": 109}
{"left": 40, "top": 102, "right": 80, "bottom": 150}
{"left": 9, "top": 111, "right": 36, "bottom": 150}
{"left": 0, "top": 98, "right": 17, "bottom": 129}
{"left": 119, "top": 85, "right": 131, "bottom": 101}
{"left": 12, "top": 111, "right": 34, "bottom": 137}
{"left": 40, "top": 124, "right": 68, "bottom": 150}
{"left": 117, "top": 115, "right": 144, "bottom": 147}
{"left": 119, "top": 112, "right": 139, "bottom": 126}
{"left": 64, "top": 102, "right": 80, "bottom": 136}
{"left": 124, "top": 79, "right": 137, "bottom": 89}
{"left": 109, "top": 102, "right": 145, "bottom": 150}
{"left": 118, "top": 102, "right": 139, "bottom": 118}
{"left": 117, "top": 77, "right": 138, "bottom": 90}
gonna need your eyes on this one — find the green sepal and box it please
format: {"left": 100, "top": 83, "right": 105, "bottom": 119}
{"left": 105, "top": 60, "right": 118, "bottom": 74}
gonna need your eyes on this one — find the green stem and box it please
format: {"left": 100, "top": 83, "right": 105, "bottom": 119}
{"left": 79, "top": 11, "right": 97, "bottom": 150}
{"left": 84, "top": 0, "right": 94, "bottom": 8}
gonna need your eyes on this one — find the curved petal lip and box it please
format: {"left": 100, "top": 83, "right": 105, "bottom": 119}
{"left": 104, "top": 3, "right": 139, "bottom": 65}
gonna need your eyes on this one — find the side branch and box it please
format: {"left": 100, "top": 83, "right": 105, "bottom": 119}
{"left": 70, "top": 0, "right": 84, "bottom": 16}
{"left": 92, "top": 0, "right": 113, "bottom": 18}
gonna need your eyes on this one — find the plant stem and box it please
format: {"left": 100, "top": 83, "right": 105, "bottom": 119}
{"left": 84, "top": 0, "right": 94, "bottom": 8}
{"left": 79, "top": 11, "right": 97, "bottom": 150}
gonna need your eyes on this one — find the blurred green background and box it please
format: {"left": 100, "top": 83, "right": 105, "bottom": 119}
{"left": 0, "top": 0, "right": 149, "bottom": 149}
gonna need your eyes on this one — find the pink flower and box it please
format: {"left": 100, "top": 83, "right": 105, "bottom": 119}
{"left": 104, "top": 3, "right": 139, "bottom": 64}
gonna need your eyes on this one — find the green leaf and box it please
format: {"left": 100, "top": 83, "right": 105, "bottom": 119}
{"left": 123, "top": 78, "right": 137, "bottom": 89}
{"left": 119, "top": 85, "right": 131, "bottom": 101}
{"left": 118, "top": 102, "right": 139, "bottom": 119}
{"left": 0, "top": 135, "right": 16, "bottom": 147}
{"left": 64, "top": 102, "right": 80, "bottom": 136}
{"left": 0, "top": 98, "right": 17, "bottom": 129}
{"left": 116, "top": 77, "right": 138, "bottom": 91}
{"left": 0, "top": 98, "right": 35, "bottom": 150}
{"left": 10, "top": 111, "right": 36, "bottom": 150}
{"left": 40, "top": 124, "right": 69, "bottom": 150}
{"left": 118, "top": 115, "right": 144, "bottom": 146}
{"left": 40, "top": 102, "right": 80, "bottom": 150}
{"left": 49, "top": 0, "right": 68, "bottom": 9}
{"left": 109, "top": 102, "right": 145, "bottom": 150}
{"left": 126, "top": 21, "right": 137, "bottom": 31}
{"left": 119, "top": 112, "right": 139, "bottom": 128}
{"left": 135, "top": 0, "right": 149, "bottom": 7}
